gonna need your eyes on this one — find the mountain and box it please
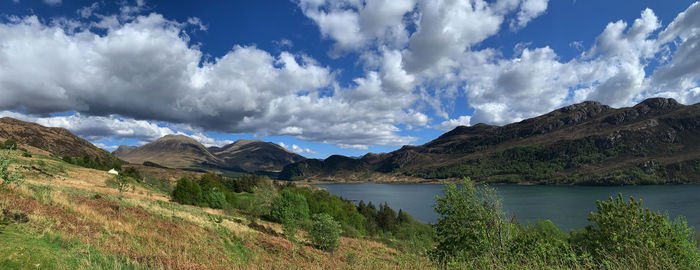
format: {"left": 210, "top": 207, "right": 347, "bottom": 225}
{"left": 280, "top": 98, "right": 700, "bottom": 185}
{"left": 0, "top": 117, "right": 117, "bottom": 162}
{"left": 113, "top": 136, "right": 305, "bottom": 173}
{"left": 112, "top": 145, "right": 138, "bottom": 157}
{"left": 112, "top": 135, "right": 223, "bottom": 172}
{"left": 209, "top": 139, "right": 305, "bottom": 172}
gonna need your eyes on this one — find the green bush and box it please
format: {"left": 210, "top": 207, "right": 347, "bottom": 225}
{"left": 571, "top": 194, "right": 700, "bottom": 268}
{"left": 171, "top": 177, "right": 203, "bottom": 205}
{"left": 270, "top": 189, "right": 310, "bottom": 223}
{"left": 204, "top": 191, "right": 227, "bottom": 209}
{"left": 0, "top": 150, "right": 23, "bottom": 189}
{"left": 2, "top": 139, "right": 16, "bottom": 150}
{"left": 286, "top": 187, "right": 366, "bottom": 236}
{"left": 270, "top": 189, "right": 310, "bottom": 244}
{"left": 509, "top": 220, "right": 581, "bottom": 267}
{"left": 310, "top": 213, "right": 342, "bottom": 252}
{"left": 431, "top": 178, "right": 512, "bottom": 264}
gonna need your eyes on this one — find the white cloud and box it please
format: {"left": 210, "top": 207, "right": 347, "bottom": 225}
{"left": 291, "top": 144, "right": 316, "bottom": 155}
{"left": 43, "top": 0, "right": 61, "bottom": 6}
{"left": 297, "top": 0, "right": 416, "bottom": 54}
{"left": 77, "top": 3, "right": 100, "bottom": 18}
{"left": 0, "top": 111, "right": 232, "bottom": 148}
{"left": 0, "top": 12, "right": 422, "bottom": 149}
{"left": 510, "top": 0, "right": 548, "bottom": 31}
{"left": 649, "top": 2, "right": 700, "bottom": 95}
{"left": 438, "top": 115, "right": 471, "bottom": 130}
{"left": 94, "top": 143, "right": 118, "bottom": 152}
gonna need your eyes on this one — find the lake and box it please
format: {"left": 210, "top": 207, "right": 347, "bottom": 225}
{"left": 315, "top": 183, "right": 700, "bottom": 232}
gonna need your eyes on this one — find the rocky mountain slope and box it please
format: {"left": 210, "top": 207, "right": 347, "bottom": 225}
{"left": 114, "top": 136, "right": 305, "bottom": 173}
{"left": 209, "top": 139, "right": 305, "bottom": 172}
{"left": 112, "top": 135, "right": 223, "bottom": 172}
{"left": 281, "top": 98, "right": 700, "bottom": 185}
{"left": 0, "top": 117, "right": 117, "bottom": 163}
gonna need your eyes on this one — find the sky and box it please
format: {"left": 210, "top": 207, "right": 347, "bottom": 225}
{"left": 0, "top": 0, "right": 699, "bottom": 159}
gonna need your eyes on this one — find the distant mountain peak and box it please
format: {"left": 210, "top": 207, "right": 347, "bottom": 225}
{"left": 114, "top": 135, "right": 305, "bottom": 173}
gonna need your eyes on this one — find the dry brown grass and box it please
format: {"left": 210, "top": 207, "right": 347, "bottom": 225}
{"left": 1, "top": 156, "right": 432, "bottom": 269}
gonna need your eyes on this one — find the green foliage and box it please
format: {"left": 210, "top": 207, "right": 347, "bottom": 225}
{"left": 429, "top": 181, "right": 700, "bottom": 269}
{"left": 222, "top": 174, "right": 272, "bottom": 193}
{"left": 310, "top": 213, "right": 342, "bottom": 252}
{"left": 204, "top": 191, "right": 227, "bottom": 209}
{"left": 571, "top": 194, "right": 700, "bottom": 268}
{"left": 286, "top": 187, "right": 366, "bottom": 236}
{"left": 170, "top": 173, "right": 240, "bottom": 209}
{"left": 271, "top": 189, "right": 310, "bottom": 243}
{"left": 2, "top": 139, "right": 16, "bottom": 150}
{"left": 61, "top": 154, "right": 122, "bottom": 171}
{"left": 431, "top": 178, "right": 512, "bottom": 264}
{"left": 172, "top": 177, "right": 203, "bottom": 205}
{"left": 120, "top": 167, "right": 142, "bottom": 181}
{"left": 508, "top": 220, "right": 582, "bottom": 267}
{"left": 0, "top": 149, "right": 23, "bottom": 189}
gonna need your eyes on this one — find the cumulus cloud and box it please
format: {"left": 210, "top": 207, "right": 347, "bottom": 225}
{"left": 4, "top": 0, "right": 700, "bottom": 152}
{"left": 510, "top": 0, "right": 548, "bottom": 31}
{"left": 297, "top": 0, "right": 416, "bottom": 54}
{"left": 278, "top": 142, "right": 316, "bottom": 155}
{"left": 0, "top": 11, "right": 424, "bottom": 149}
{"left": 438, "top": 115, "right": 471, "bottom": 130}
{"left": 649, "top": 2, "right": 700, "bottom": 94}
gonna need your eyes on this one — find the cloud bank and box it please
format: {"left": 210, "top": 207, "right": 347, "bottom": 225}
{"left": 1, "top": 1, "right": 699, "bottom": 150}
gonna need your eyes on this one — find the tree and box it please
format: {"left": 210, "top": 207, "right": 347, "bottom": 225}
{"left": 172, "top": 177, "right": 203, "bottom": 205}
{"left": 271, "top": 189, "right": 310, "bottom": 245}
{"left": 204, "top": 191, "right": 227, "bottom": 209}
{"left": 3, "top": 139, "right": 16, "bottom": 150}
{"left": 0, "top": 148, "right": 23, "bottom": 189}
{"left": 113, "top": 174, "right": 134, "bottom": 214}
{"left": 310, "top": 213, "right": 342, "bottom": 253}
{"left": 377, "top": 202, "right": 397, "bottom": 233}
{"left": 431, "top": 178, "right": 512, "bottom": 264}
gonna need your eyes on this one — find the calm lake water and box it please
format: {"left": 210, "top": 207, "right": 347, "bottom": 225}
{"left": 315, "top": 183, "right": 700, "bottom": 232}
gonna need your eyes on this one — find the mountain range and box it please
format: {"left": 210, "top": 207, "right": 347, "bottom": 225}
{"left": 280, "top": 98, "right": 700, "bottom": 185}
{"left": 113, "top": 135, "right": 305, "bottom": 173}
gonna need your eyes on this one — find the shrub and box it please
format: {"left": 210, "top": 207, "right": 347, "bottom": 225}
{"left": 310, "top": 213, "right": 342, "bottom": 253}
{"left": 0, "top": 149, "right": 23, "bottom": 189}
{"left": 431, "top": 178, "right": 512, "bottom": 264}
{"left": 204, "top": 191, "right": 227, "bottom": 209}
{"left": 571, "top": 194, "right": 700, "bottom": 268}
{"left": 270, "top": 189, "right": 310, "bottom": 223}
{"left": 270, "top": 189, "right": 310, "bottom": 244}
{"left": 3, "top": 139, "right": 16, "bottom": 150}
{"left": 172, "top": 177, "right": 203, "bottom": 205}
{"left": 509, "top": 220, "right": 581, "bottom": 267}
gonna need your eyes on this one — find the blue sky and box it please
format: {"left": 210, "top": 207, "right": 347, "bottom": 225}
{"left": 1, "top": 0, "right": 699, "bottom": 159}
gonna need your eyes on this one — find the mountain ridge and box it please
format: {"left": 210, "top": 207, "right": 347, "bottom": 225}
{"left": 0, "top": 117, "right": 117, "bottom": 163}
{"left": 113, "top": 135, "right": 305, "bottom": 173}
{"left": 280, "top": 98, "right": 700, "bottom": 185}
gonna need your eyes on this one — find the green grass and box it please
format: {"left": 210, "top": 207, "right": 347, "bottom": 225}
{"left": 0, "top": 224, "right": 148, "bottom": 270}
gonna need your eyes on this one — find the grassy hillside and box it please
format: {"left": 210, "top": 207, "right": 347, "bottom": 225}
{"left": 2, "top": 150, "right": 698, "bottom": 269}
{"left": 0, "top": 151, "right": 431, "bottom": 269}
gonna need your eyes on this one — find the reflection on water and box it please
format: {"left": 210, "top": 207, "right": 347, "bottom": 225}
{"left": 315, "top": 183, "right": 700, "bottom": 232}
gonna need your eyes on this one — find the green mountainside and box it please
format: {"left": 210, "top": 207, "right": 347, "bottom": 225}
{"left": 281, "top": 98, "right": 700, "bottom": 184}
